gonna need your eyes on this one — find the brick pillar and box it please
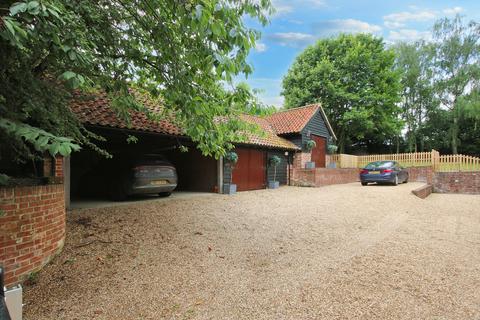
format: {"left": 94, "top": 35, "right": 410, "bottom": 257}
{"left": 293, "top": 152, "right": 312, "bottom": 169}
{"left": 42, "top": 155, "right": 53, "bottom": 177}
{"left": 54, "top": 156, "right": 64, "bottom": 178}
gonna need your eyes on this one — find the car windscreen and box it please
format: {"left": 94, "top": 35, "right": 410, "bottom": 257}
{"left": 365, "top": 161, "right": 394, "bottom": 169}
{"left": 134, "top": 155, "right": 170, "bottom": 166}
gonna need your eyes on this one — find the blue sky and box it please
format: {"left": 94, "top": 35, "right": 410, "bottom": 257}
{"left": 242, "top": 0, "right": 480, "bottom": 107}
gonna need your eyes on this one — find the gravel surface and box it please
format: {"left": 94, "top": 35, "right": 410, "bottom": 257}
{"left": 24, "top": 183, "right": 480, "bottom": 320}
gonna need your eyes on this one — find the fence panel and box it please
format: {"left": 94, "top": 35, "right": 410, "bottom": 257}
{"left": 437, "top": 154, "right": 480, "bottom": 172}
{"left": 327, "top": 149, "right": 480, "bottom": 172}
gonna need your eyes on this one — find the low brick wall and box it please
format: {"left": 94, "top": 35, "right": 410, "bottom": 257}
{"left": 291, "top": 168, "right": 359, "bottom": 187}
{"left": 291, "top": 168, "right": 317, "bottom": 187}
{"left": 407, "top": 166, "right": 434, "bottom": 184}
{"left": 0, "top": 184, "right": 66, "bottom": 288}
{"left": 412, "top": 184, "right": 433, "bottom": 199}
{"left": 314, "top": 168, "right": 359, "bottom": 186}
{"left": 433, "top": 172, "right": 480, "bottom": 194}
{"left": 291, "top": 166, "right": 435, "bottom": 188}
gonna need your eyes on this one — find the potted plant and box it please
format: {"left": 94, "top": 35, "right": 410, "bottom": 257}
{"left": 268, "top": 155, "right": 281, "bottom": 189}
{"left": 223, "top": 151, "right": 238, "bottom": 194}
{"left": 327, "top": 144, "right": 338, "bottom": 154}
{"left": 304, "top": 139, "right": 316, "bottom": 169}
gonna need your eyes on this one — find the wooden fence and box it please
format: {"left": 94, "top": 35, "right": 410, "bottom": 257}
{"left": 328, "top": 149, "right": 480, "bottom": 172}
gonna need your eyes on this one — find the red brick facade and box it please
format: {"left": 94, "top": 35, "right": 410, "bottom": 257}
{"left": 406, "top": 167, "right": 434, "bottom": 184}
{"left": 293, "top": 152, "right": 312, "bottom": 169}
{"left": 291, "top": 168, "right": 359, "bottom": 187}
{"left": 0, "top": 184, "right": 66, "bottom": 288}
{"left": 434, "top": 172, "right": 480, "bottom": 194}
{"left": 42, "top": 155, "right": 64, "bottom": 178}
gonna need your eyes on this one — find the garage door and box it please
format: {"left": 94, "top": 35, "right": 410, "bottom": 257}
{"left": 311, "top": 135, "right": 326, "bottom": 168}
{"left": 232, "top": 148, "right": 266, "bottom": 191}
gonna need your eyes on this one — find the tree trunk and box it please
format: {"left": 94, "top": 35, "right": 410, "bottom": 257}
{"left": 338, "top": 128, "right": 346, "bottom": 153}
{"left": 451, "top": 115, "right": 459, "bottom": 154}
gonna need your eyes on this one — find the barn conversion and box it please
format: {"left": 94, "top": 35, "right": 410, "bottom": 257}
{"left": 67, "top": 92, "right": 335, "bottom": 205}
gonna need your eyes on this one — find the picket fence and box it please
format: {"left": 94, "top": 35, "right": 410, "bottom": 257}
{"left": 328, "top": 149, "right": 480, "bottom": 172}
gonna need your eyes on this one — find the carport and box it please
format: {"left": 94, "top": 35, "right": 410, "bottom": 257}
{"left": 69, "top": 126, "right": 219, "bottom": 199}
{"left": 67, "top": 92, "right": 221, "bottom": 208}
{"left": 66, "top": 92, "right": 300, "bottom": 208}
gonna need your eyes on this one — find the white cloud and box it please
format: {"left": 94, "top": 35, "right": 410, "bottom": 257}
{"left": 267, "top": 32, "right": 316, "bottom": 47}
{"left": 271, "top": 0, "right": 327, "bottom": 17}
{"left": 255, "top": 42, "right": 268, "bottom": 53}
{"left": 314, "top": 19, "right": 382, "bottom": 36}
{"left": 443, "top": 7, "right": 464, "bottom": 15}
{"left": 387, "top": 29, "right": 432, "bottom": 42}
{"left": 383, "top": 9, "right": 436, "bottom": 28}
{"left": 271, "top": 1, "right": 294, "bottom": 16}
{"left": 244, "top": 78, "right": 284, "bottom": 107}
{"left": 261, "top": 95, "right": 285, "bottom": 108}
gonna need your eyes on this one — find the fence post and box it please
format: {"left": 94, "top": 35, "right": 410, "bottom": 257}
{"left": 431, "top": 149, "right": 439, "bottom": 172}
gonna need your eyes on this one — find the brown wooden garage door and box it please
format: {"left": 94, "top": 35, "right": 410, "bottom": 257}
{"left": 311, "top": 135, "right": 326, "bottom": 168}
{"left": 232, "top": 148, "right": 266, "bottom": 191}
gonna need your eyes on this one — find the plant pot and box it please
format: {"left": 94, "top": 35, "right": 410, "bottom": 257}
{"left": 223, "top": 184, "right": 237, "bottom": 195}
{"left": 305, "top": 161, "right": 315, "bottom": 169}
{"left": 268, "top": 181, "right": 280, "bottom": 189}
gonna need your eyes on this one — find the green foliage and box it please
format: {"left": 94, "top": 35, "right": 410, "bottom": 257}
{"left": 282, "top": 33, "right": 402, "bottom": 153}
{"left": 0, "top": 0, "right": 274, "bottom": 171}
{"left": 394, "top": 41, "right": 438, "bottom": 153}
{"left": 431, "top": 15, "right": 480, "bottom": 154}
{"left": 269, "top": 155, "right": 281, "bottom": 167}
{"left": 327, "top": 144, "right": 338, "bottom": 154}
{"left": 0, "top": 118, "right": 81, "bottom": 156}
{"left": 305, "top": 139, "right": 316, "bottom": 151}
{"left": 126, "top": 135, "right": 138, "bottom": 144}
{"left": 225, "top": 151, "right": 238, "bottom": 164}
{"left": 0, "top": 173, "right": 9, "bottom": 186}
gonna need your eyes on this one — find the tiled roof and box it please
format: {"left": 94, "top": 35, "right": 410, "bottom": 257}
{"left": 265, "top": 104, "right": 337, "bottom": 140}
{"left": 69, "top": 92, "right": 299, "bottom": 150}
{"left": 265, "top": 104, "right": 320, "bottom": 135}
{"left": 240, "top": 115, "right": 300, "bottom": 150}
{"left": 70, "top": 91, "right": 183, "bottom": 136}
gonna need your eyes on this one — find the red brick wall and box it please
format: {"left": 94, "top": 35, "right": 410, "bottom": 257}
{"left": 314, "top": 168, "right": 359, "bottom": 186}
{"left": 433, "top": 172, "right": 480, "bottom": 194}
{"left": 0, "top": 184, "right": 66, "bottom": 288}
{"left": 407, "top": 166, "right": 434, "bottom": 184}
{"left": 412, "top": 184, "right": 433, "bottom": 199}
{"left": 293, "top": 152, "right": 312, "bottom": 169}
{"left": 290, "top": 168, "right": 317, "bottom": 187}
{"left": 291, "top": 168, "right": 359, "bottom": 187}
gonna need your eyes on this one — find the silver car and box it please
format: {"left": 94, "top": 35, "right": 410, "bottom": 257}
{"left": 111, "top": 155, "right": 177, "bottom": 200}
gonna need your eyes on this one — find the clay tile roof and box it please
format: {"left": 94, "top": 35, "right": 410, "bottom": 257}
{"left": 240, "top": 115, "right": 300, "bottom": 150}
{"left": 265, "top": 104, "right": 337, "bottom": 140}
{"left": 265, "top": 104, "right": 320, "bottom": 135}
{"left": 70, "top": 91, "right": 183, "bottom": 136}
{"left": 69, "top": 92, "right": 299, "bottom": 150}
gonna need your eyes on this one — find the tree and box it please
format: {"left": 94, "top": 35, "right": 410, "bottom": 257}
{"left": 282, "top": 33, "right": 402, "bottom": 153}
{"left": 431, "top": 15, "right": 480, "bottom": 154}
{"left": 0, "top": 0, "right": 273, "bottom": 173}
{"left": 394, "top": 41, "right": 438, "bottom": 152}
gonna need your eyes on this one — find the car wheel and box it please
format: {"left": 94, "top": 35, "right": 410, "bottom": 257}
{"left": 393, "top": 175, "right": 398, "bottom": 186}
{"left": 361, "top": 182, "right": 368, "bottom": 186}
{"left": 158, "top": 192, "right": 172, "bottom": 197}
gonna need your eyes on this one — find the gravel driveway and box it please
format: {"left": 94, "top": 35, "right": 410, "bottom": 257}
{"left": 24, "top": 183, "right": 480, "bottom": 320}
